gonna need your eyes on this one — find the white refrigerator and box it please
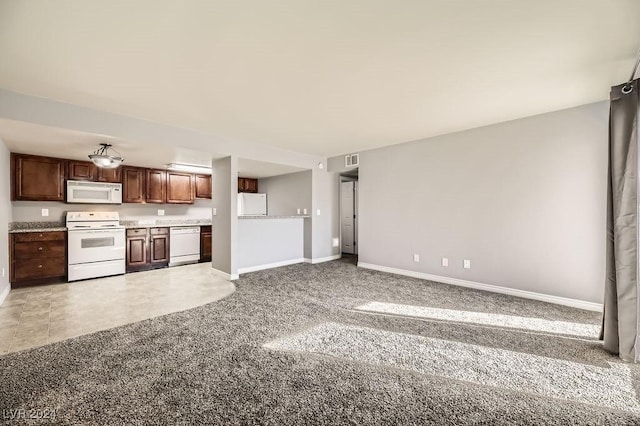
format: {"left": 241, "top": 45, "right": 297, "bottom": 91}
{"left": 238, "top": 193, "right": 267, "bottom": 216}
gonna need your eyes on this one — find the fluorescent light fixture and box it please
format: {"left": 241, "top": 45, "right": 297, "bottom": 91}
{"left": 88, "top": 143, "right": 124, "bottom": 169}
{"left": 166, "top": 163, "right": 212, "bottom": 174}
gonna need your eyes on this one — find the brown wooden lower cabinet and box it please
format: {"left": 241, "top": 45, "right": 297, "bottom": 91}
{"left": 126, "top": 227, "right": 170, "bottom": 272}
{"left": 149, "top": 228, "right": 170, "bottom": 266}
{"left": 200, "top": 226, "right": 212, "bottom": 262}
{"left": 10, "top": 231, "right": 67, "bottom": 288}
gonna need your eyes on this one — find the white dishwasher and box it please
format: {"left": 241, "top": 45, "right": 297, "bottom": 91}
{"left": 169, "top": 226, "right": 201, "bottom": 266}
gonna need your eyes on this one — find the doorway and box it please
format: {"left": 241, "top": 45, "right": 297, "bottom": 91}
{"left": 340, "top": 169, "right": 358, "bottom": 256}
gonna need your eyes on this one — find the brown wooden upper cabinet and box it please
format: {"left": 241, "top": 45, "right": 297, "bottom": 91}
{"left": 195, "top": 174, "right": 212, "bottom": 199}
{"left": 97, "top": 166, "right": 122, "bottom": 183}
{"left": 10, "top": 152, "right": 205, "bottom": 204}
{"left": 122, "top": 166, "right": 146, "bottom": 203}
{"left": 146, "top": 169, "right": 167, "bottom": 204}
{"left": 68, "top": 160, "right": 122, "bottom": 183}
{"left": 12, "top": 153, "right": 67, "bottom": 201}
{"left": 167, "top": 171, "right": 194, "bottom": 203}
{"left": 238, "top": 177, "right": 258, "bottom": 193}
{"left": 68, "top": 160, "right": 97, "bottom": 181}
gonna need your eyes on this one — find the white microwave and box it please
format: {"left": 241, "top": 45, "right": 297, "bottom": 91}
{"left": 66, "top": 180, "right": 122, "bottom": 204}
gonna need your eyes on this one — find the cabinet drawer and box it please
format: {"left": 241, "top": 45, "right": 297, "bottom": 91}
{"left": 126, "top": 228, "right": 148, "bottom": 237}
{"left": 13, "top": 231, "right": 66, "bottom": 242}
{"left": 14, "top": 241, "right": 65, "bottom": 259}
{"left": 150, "top": 227, "right": 169, "bottom": 235}
{"left": 13, "top": 258, "right": 66, "bottom": 281}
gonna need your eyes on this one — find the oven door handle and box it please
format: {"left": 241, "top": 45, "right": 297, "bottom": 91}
{"left": 72, "top": 230, "right": 123, "bottom": 235}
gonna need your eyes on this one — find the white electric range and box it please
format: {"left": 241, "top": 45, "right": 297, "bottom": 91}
{"left": 66, "top": 211, "right": 126, "bottom": 282}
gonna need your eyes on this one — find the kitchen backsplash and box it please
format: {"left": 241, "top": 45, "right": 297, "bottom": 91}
{"left": 11, "top": 200, "right": 212, "bottom": 223}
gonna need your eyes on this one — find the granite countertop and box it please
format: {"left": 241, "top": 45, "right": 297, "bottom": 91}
{"left": 9, "top": 218, "right": 213, "bottom": 233}
{"left": 238, "top": 215, "right": 310, "bottom": 219}
{"left": 121, "top": 218, "right": 212, "bottom": 229}
{"left": 9, "top": 221, "right": 67, "bottom": 233}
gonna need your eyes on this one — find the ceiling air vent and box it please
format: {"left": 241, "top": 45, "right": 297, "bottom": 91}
{"left": 345, "top": 153, "right": 359, "bottom": 167}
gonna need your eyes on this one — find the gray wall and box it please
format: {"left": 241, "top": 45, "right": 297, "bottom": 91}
{"left": 312, "top": 168, "right": 341, "bottom": 260}
{"left": 0, "top": 138, "right": 11, "bottom": 300}
{"left": 330, "top": 102, "right": 608, "bottom": 304}
{"left": 211, "top": 156, "right": 238, "bottom": 276}
{"left": 11, "top": 200, "right": 212, "bottom": 223}
{"left": 237, "top": 218, "right": 304, "bottom": 270}
{"left": 258, "top": 170, "right": 312, "bottom": 216}
{"left": 258, "top": 170, "right": 312, "bottom": 258}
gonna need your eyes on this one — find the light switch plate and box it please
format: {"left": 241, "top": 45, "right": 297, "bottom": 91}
{"left": 303, "top": 208, "right": 308, "bottom": 215}
{"left": 442, "top": 257, "right": 449, "bottom": 267}
{"left": 413, "top": 254, "right": 420, "bottom": 262}
{"left": 41, "top": 208, "right": 49, "bottom": 217}
{"left": 157, "top": 209, "right": 165, "bottom": 216}
{"left": 316, "top": 209, "right": 321, "bottom": 216}
{"left": 463, "top": 259, "right": 471, "bottom": 269}
{"left": 213, "top": 208, "right": 217, "bottom": 216}
{"left": 297, "top": 208, "right": 301, "bottom": 215}
{"left": 332, "top": 238, "right": 339, "bottom": 247}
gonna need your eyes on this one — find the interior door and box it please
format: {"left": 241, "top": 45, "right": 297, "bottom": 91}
{"left": 341, "top": 181, "right": 355, "bottom": 254}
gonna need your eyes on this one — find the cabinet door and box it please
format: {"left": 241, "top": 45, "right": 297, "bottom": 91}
{"left": 166, "top": 171, "right": 193, "bottom": 204}
{"left": 13, "top": 154, "right": 66, "bottom": 201}
{"left": 146, "top": 169, "right": 166, "bottom": 203}
{"left": 126, "top": 235, "right": 148, "bottom": 268}
{"left": 237, "top": 177, "right": 246, "bottom": 192}
{"left": 195, "top": 174, "right": 212, "bottom": 199}
{"left": 122, "top": 167, "right": 146, "bottom": 203}
{"left": 246, "top": 178, "right": 258, "bottom": 193}
{"left": 97, "top": 166, "right": 122, "bottom": 183}
{"left": 68, "top": 160, "right": 97, "bottom": 181}
{"left": 200, "top": 226, "right": 212, "bottom": 262}
{"left": 150, "top": 234, "right": 169, "bottom": 264}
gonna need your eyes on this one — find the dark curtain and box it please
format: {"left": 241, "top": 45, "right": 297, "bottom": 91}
{"left": 602, "top": 77, "right": 639, "bottom": 361}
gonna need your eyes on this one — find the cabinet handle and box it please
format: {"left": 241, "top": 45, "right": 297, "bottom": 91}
{"left": 38, "top": 234, "right": 43, "bottom": 238}
{"left": 38, "top": 247, "right": 43, "bottom": 251}
{"left": 38, "top": 264, "right": 43, "bottom": 268}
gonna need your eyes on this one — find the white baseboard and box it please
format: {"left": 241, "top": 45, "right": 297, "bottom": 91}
{"left": 304, "top": 254, "right": 342, "bottom": 264}
{"left": 210, "top": 267, "right": 239, "bottom": 281}
{"left": 358, "top": 262, "right": 603, "bottom": 312}
{"left": 238, "top": 258, "right": 305, "bottom": 275}
{"left": 0, "top": 284, "right": 9, "bottom": 307}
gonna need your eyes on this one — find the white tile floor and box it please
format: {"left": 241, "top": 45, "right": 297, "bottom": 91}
{"left": 0, "top": 263, "right": 235, "bottom": 354}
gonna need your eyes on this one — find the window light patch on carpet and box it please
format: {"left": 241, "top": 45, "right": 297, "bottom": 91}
{"left": 264, "top": 322, "right": 639, "bottom": 413}
{"left": 354, "top": 301, "right": 600, "bottom": 338}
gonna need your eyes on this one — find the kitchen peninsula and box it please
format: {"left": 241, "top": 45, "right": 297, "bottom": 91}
{"left": 237, "top": 215, "right": 309, "bottom": 274}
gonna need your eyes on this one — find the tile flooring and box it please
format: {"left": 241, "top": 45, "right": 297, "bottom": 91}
{"left": 0, "top": 263, "right": 235, "bottom": 355}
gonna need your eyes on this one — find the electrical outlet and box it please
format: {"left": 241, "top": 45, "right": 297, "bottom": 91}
{"left": 442, "top": 257, "right": 449, "bottom": 267}
{"left": 157, "top": 209, "right": 165, "bottom": 216}
{"left": 41, "top": 208, "right": 49, "bottom": 217}
{"left": 316, "top": 209, "right": 321, "bottom": 216}
{"left": 213, "top": 208, "right": 217, "bottom": 216}
{"left": 464, "top": 259, "right": 471, "bottom": 269}
{"left": 413, "top": 253, "right": 420, "bottom": 262}
{"left": 303, "top": 208, "right": 308, "bottom": 215}
{"left": 297, "top": 208, "right": 301, "bottom": 215}
{"left": 1, "top": 267, "right": 4, "bottom": 278}
{"left": 332, "top": 238, "right": 339, "bottom": 247}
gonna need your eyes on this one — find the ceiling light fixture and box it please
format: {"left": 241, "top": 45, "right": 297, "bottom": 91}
{"left": 88, "top": 143, "right": 124, "bottom": 169}
{"left": 166, "top": 163, "right": 212, "bottom": 174}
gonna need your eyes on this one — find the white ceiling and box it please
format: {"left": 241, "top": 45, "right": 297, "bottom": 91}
{"left": 0, "top": 1, "right": 639, "bottom": 157}
{"left": 0, "top": 119, "right": 306, "bottom": 178}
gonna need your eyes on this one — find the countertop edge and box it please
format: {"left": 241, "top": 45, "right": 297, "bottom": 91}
{"left": 238, "top": 215, "right": 310, "bottom": 219}
{"left": 9, "top": 228, "right": 68, "bottom": 234}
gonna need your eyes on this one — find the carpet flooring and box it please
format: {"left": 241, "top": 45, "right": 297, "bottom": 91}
{"left": 1, "top": 257, "right": 638, "bottom": 425}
